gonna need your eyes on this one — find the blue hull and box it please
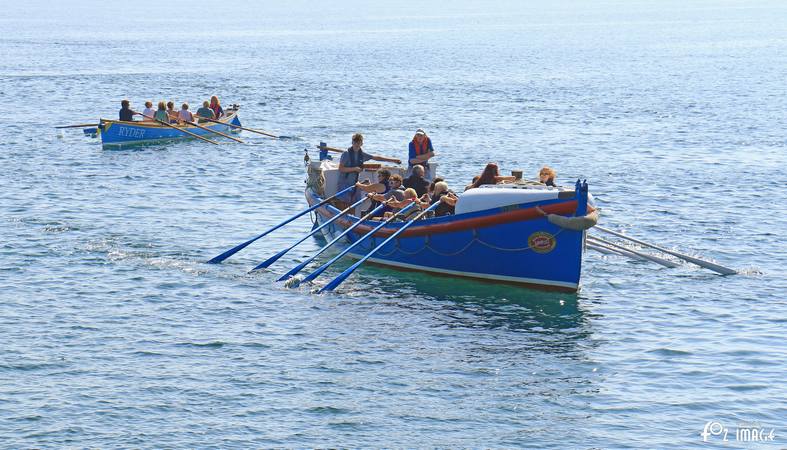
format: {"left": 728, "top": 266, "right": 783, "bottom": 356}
{"left": 307, "top": 189, "right": 587, "bottom": 292}
{"left": 99, "top": 113, "right": 241, "bottom": 146}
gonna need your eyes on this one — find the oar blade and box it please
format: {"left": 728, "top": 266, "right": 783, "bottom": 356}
{"left": 251, "top": 247, "right": 290, "bottom": 271}
{"left": 207, "top": 185, "right": 354, "bottom": 265}
{"left": 319, "top": 260, "right": 362, "bottom": 293}
{"left": 207, "top": 238, "right": 256, "bottom": 264}
{"left": 278, "top": 260, "right": 310, "bottom": 282}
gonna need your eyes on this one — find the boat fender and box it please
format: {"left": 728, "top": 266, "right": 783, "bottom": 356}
{"left": 306, "top": 164, "right": 325, "bottom": 196}
{"left": 547, "top": 210, "right": 598, "bottom": 231}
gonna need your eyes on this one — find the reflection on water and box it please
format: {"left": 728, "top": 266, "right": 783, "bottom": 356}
{"left": 315, "top": 263, "right": 597, "bottom": 355}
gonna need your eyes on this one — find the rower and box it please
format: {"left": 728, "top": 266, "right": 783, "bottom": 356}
{"left": 166, "top": 101, "right": 178, "bottom": 123}
{"left": 141, "top": 101, "right": 155, "bottom": 121}
{"left": 356, "top": 169, "right": 392, "bottom": 215}
{"left": 119, "top": 100, "right": 134, "bottom": 121}
{"left": 403, "top": 164, "right": 430, "bottom": 198}
{"left": 539, "top": 166, "right": 557, "bottom": 186}
{"left": 153, "top": 101, "right": 169, "bottom": 122}
{"left": 196, "top": 101, "right": 216, "bottom": 123}
{"left": 178, "top": 103, "right": 194, "bottom": 123}
{"left": 209, "top": 95, "right": 224, "bottom": 119}
{"left": 336, "top": 133, "right": 401, "bottom": 208}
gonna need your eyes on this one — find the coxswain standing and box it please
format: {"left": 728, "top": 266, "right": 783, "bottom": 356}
{"left": 336, "top": 133, "right": 401, "bottom": 208}
{"left": 408, "top": 128, "right": 435, "bottom": 178}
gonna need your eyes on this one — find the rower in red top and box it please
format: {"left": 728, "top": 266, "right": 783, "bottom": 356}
{"left": 408, "top": 128, "right": 435, "bottom": 179}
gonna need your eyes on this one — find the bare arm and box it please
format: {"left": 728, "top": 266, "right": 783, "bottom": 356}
{"left": 409, "top": 151, "right": 435, "bottom": 165}
{"left": 355, "top": 182, "right": 386, "bottom": 193}
{"left": 441, "top": 194, "right": 458, "bottom": 206}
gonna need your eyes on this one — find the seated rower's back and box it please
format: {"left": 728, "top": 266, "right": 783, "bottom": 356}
{"left": 178, "top": 103, "right": 194, "bottom": 123}
{"left": 153, "top": 101, "right": 169, "bottom": 123}
{"left": 119, "top": 99, "right": 134, "bottom": 121}
{"left": 141, "top": 101, "right": 155, "bottom": 121}
{"left": 196, "top": 101, "right": 216, "bottom": 123}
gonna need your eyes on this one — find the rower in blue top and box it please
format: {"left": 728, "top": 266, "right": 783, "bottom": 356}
{"left": 336, "top": 133, "right": 400, "bottom": 208}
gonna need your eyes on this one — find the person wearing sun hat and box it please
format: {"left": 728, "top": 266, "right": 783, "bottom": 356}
{"left": 408, "top": 128, "right": 435, "bottom": 179}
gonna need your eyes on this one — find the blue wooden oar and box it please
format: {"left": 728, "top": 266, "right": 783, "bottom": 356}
{"left": 291, "top": 203, "right": 418, "bottom": 288}
{"left": 206, "top": 185, "right": 355, "bottom": 264}
{"left": 320, "top": 200, "right": 441, "bottom": 293}
{"left": 277, "top": 202, "right": 389, "bottom": 282}
{"left": 250, "top": 195, "right": 369, "bottom": 271}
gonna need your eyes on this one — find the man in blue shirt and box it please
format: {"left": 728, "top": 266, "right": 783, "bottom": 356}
{"left": 337, "top": 133, "right": 401, "bottom": 206}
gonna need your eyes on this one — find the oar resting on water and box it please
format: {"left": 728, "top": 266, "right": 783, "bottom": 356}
{"left": 197, "top": 116, "right": 290, "bottom": 139}
{"left": 320, "top": 200, "right": 443, "bottom": 293}
{"left": 278, "top": 202, "right": 389, "bottom": 283}
{"left": 288, "top": 202, "right": 417, "bottom": 289}
{"left": 54, "top": 123, "right": 99, "bottom": 129}
{"left": 250, "top": 195, "right": 369, "bottom": 271}
{"left": 594, "top": 225, "right": 737, "bottom": 275}
{"left": 181, "top": 117, "right": 245, "bottom": 144}
{"left": 207, "top": 185, "right": 355, "bottom": 264}
{"left": 587, "top": 235, "right": 679, "bottom": 268}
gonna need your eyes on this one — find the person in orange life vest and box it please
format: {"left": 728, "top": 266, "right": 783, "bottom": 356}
{"left": 408, "top": 128, "right": 435, "bottom": 178}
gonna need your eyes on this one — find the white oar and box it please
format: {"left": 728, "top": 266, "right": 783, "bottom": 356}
{"left": 588, "top": 236, "right": 680, "bottom": 268}
{"left": 595, "top": 225, "right": 737, "bottom": 275}
{"left": 587, "top": 241, "right": 646, "bottom": 260}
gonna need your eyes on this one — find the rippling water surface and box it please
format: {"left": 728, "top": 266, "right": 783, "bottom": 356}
{"left": 1, "top": 0, "right": 786, "bottom": 447}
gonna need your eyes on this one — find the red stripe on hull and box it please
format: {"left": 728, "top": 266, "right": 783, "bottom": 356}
{"left": 315, "top": 200, "right": 581, "bottom": 238}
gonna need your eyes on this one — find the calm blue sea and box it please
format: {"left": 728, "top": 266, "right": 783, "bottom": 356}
{"left": 1, "top": 0, "right": 785, "bottom": 448}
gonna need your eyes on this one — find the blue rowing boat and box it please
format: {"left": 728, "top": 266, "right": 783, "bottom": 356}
{"left": 305, "top": 160, "right": 597, "bottom": 292}
{"left": 98, "top": 109, "right": 242, "bottom": 146}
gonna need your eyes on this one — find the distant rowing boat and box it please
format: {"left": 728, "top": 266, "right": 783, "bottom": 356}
{"left": 98, "top": 108, "right": 242, "bottom": 147}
